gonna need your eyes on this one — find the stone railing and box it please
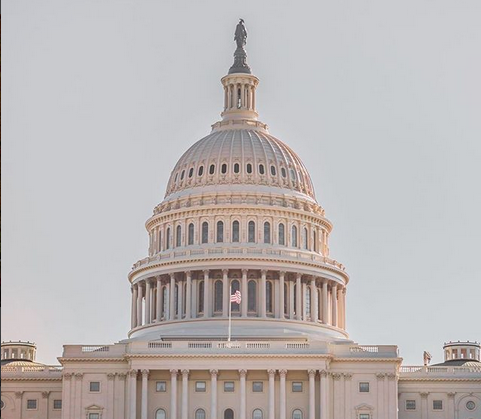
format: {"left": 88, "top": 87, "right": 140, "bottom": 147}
{"left": 400, "top": 365, "right": 481, "bottom": 375}
{"left": 1, "top": 365, "right": 63, "bottom": 378}
{"left": 131, "top": 246, "right": 345, "bottom": 272}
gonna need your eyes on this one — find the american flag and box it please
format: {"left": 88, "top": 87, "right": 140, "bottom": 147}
{"left": 230, "top": 290, "right": 242, "bottom": 304}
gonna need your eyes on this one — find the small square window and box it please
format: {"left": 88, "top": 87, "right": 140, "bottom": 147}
{"left": 27, "top": 399, "right": 37, "bottom": 410}
{"left": 195, "top": 381, "right": 206, "bottom": 392}
{"left": 433, "top": 400, "right": 443, "bottom": 410}
{"left": 406, "top": 400, "right": 416, "bottom": 410}
{"left": 359, "top": 382, "right": 370, "bottom": 393}
{"left": 292, "top": 382, "right": 303, "bottom": 392}
{"left": 89, "top": 414, "right": 100, "bottom": 419}
{"left": 53, "top": 399, "right": 62, "bottom": 410}
{"left": 359, "top": 414, "right": 370, "bottom": 419}
{"left": 156, "top": 381, "right": 167, "bottom": 392}
{"left": 252, "top": 382, "right": 263, "bottom": 392}
{"left": 89, "top": 381, "right": 101, "bottom": 392}
{"left": 224, "top": 382, "right": 235, "bottom": 392}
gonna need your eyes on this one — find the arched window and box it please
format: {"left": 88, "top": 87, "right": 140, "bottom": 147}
{"left": 163, "top": 287, "right": 168, "bottom": 318}
{"left": 278, "top": 223, "right": 285, "bottom": 245}
{"left": 214, "top": 280, "right": 223, "bottom": 313}
{"left": 291, "top": 225, "right": 298, "bottom": 247}
{"left": 181, "top": 170, "right": 185, "bottom": 180}
{"left": 198, "top": 281, "right": 204, "bottom": 313}
{"left": 198, "top": 166, "right": 204, "bottom": 176}
{"left": 225, "top": 409, "right": 234, "bottom": 419}
{"left": 189, "top": 167, "right": 194, "bottom": 178}
{"left": 202, "top": 222, "right": 209, "bottom": 244}
{"left": 217, "top": 221, "right": 224, "bottom": 243}
{"left": 248, "top": 280, "right": 257, "bottom": 313}
{"left": 266, "top": 281, "right": 273, "bottom": 313}
{"left": 303, "top": 227, "right": 308, "bottom": 250}
{"left": 259, "top": 164, "right": 265, "bottom": 175}
{"left": 188, "top": 223, "right": 194, "bottom": 245}
{"left": 221, "top": 163, "right": 228, "bottom": 174}
{"left": 174, "top": 284, "right": 179, "bottom": 315}
{"left": 305, "top": 287, "right": 311, "bottom": 318}
{"left": 284, "top": 283, "right": 288, "bottom": 315}
{"left": 270, "top": 165, "right": 276, "bottom": 176}
{"left": 234, "top": 163, "right": 240, "bottom": 173}
{"left": 281, "top": 167, "right": 287, "bottom": 178}
{"left": 293, "top": 283, "right": 297, "bottom": 314}
{"left": 158, "top": 232, "right": 162, "bottom": 252}
{"left": 176, "top": 225, "right": 182, "bottom": 247}
{"left": 166, "top": 227, "right": 171, "bottom": 250}
{"left": 209, "top": 164, "right": 215, "bottom": 175}
{"left": 156, "top": 409, "right": 166, "bottom": 419}
{"left": 247, "top": 163, "right": 253, "bottom": 174}
{"left": 264, "top": 222, "right": 271, "bottom": 244}
{"left": 232, "top": 221, "right": 240, "bottom": 243}
{"left": 231, "top": 280, "right": 240, "bottom": 312}
{"left": 253, "top": 409, "right": 263, "bottom": 419}
{"left": 248, "top": 221, "right": 256, "bottom": 243}
{"left": 292, "top": 410, "right": 303, "bottom": 419}
{"left": 195, "top": 409, "right": 206, "bottom": 419}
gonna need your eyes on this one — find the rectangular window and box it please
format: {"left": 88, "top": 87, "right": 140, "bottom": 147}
{"left": 224, "top": 381, "right": 235, "bottom": 392}
{"left": 27, "top": 399, "right": 37, "bottom": 410}
{"left": 89, "top": 381, "right": 101, "bottom": 392}
{"left": 156, "top": 381, "right": 167, "bottom": 392}
{"left": 252, "top": 382, "right": 263, "bottom": 392}
{"left": 89, "top": 414, "right": 100, "bottom": 419}
{"left": 53, "top": 399, "right": 62, "bottom": 410}
{"left": 406, "top": 400, "right": 416, "bottom": 410}
{"left": 359, "top": 415, "right": 370, "bottom": 419}
{"left": 433, "top": 400, "right": 443, "bottom": 410}
{"left": 292, "top": 382, "right": 303, "bottom": 392}
{"left": 195, "top": 381, "right": 206, "bottom": 392}
{"left": 359, "top": 382, "right": 370, "bottom": 393}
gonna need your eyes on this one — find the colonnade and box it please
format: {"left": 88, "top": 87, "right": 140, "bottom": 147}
{"left": 130, "top": 270, "right": 346, "bottom": 331}
{"left": 223, "top": 81, "right": 256, "bottom": 111}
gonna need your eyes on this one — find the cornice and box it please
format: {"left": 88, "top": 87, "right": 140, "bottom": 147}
{"left": 399, "top": 377, "right": 481, "bottom": 382}
{"left": 1, "top": 377, "right": 62, "bottom": 382}
{"left": 125, "top": 353, "right": 334, "bottom": 360}
{"left": 334, "top": 358, "right": 403, "bottom": 363}
{"left": 58, "top": 358, "right": 127, "bottom": 364}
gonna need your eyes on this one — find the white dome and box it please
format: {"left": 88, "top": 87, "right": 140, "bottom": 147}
{"left": 164, "top": 128, "right": 316, "bottom": 201}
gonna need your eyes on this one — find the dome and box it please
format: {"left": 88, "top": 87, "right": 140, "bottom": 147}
{"left": 164, "top": 129, "right": 316, "bottom": 201}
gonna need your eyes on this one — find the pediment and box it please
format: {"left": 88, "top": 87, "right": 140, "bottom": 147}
{"left": 354, "top": 403, "right": 374, "bottom": 411}
{"left": 85, "top": 404, "right": 104, "bottom": 411}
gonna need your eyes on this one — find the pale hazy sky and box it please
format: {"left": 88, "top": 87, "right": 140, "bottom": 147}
{"left": 3, "top": 0, "right": 481, "bottom": 366}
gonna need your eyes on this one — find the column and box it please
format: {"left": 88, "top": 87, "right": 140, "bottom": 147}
{"left": 42, "top": 391, "right": 50, "bottom": 419}
{"left": 129, "top": 370, "right": 137, "bottom": 419}
{"left": 302, "top": 282, "right": 307, "bottom": 321}
{"left": 178, "top": 277, "right": 184, "bottom": 319}
{"left": 279, "top": 370, "right": 287, "bottom": 419}
{"left": 107, "top": 373, "right": 115, "bottom": 419}
{"left": 319, "top": 370, "right": 328, "bottom": 419}
{"left": 141, "top": 370, "right": 149, "bottom": 419}
{"left": 387, "top": 373, "right": 397, "bottom": 419}
{"left": 170, "top": 370, "right": 178, "bottom": 419}
{"left": 62, "top": 374, "right": 72, "bottom": 419}
{"left": 310, "top": 279, "right": 317, "bottom": 322}
{"left": 223, "top": 269, "right": 229, "bottom": 317}
{"left": 332, "top": 374, "right": 342, "bottom": 419}
{"left": 447, "top": 392, "right": 455, "bottom": 418}
{"left": 344, "top": 374, "right": 352, "bottom": 419}
{"left": 308, "top": 370, "right": 316, "bottom": 419}
{"left": 186, "top": 272, "right": 192, "bottom": 319}
{"left": 156, "top": 277, "right": 162, "bottom": 321}
{"left": 241, "top": 270, "right": 248, "bottom": 317}
{"left": 331, "top": 284, "right": 338, "bottom": 327}
{"left": 170, "top": 274, "right": 176, "bottom": 320}
{"left": 322, "top": 281, "right": 329, "bottom": 324}
{"left": 210, "top": 370, "right": 218, "bottom": 419}
{"left": 420, "top": 392, "right": 429, "bottom": 419}
{"left": 268, "top": 369, "right": 275, "bottom": 419}
{"left": 137, "top": 283, "right": 143, "bottom": 326}
{"left": 145, "top": 280, "right": 152, "bottom": 324}
{"left": 182, "top": 370, "right": 189, "bottom": 419}
{"left": 203, "top": 270, "right": 210, "bottom": 317}
{"left": 74, "top": 373, "right": 83, "bottom": 419}
{"left": 296, "top": 274, "right": 302, "bottom": 320}
{"left": 117, "top": 373, "right": 127, "bottom": 419}
{"left": 239, "top": 370, "right": 247, "bottom": 419}
{"left": 376, "top": 374, "right": 385, "bottom": 419}
{"left": 279, "top": 271, "right": 285, "bottom": 319}
{"left": 260, "top": 270, "right": 267, "bottom": 317}
{"left": 131, "top": 286, "right": 138, "bottom": 329}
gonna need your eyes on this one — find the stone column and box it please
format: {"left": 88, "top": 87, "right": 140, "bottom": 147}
{"left": 186, "top": 272, "right": 192, "bottom": 319}
{"left": 182, "top": 370, "right": 189, "bottom": 419}
{"left": 319, "top": 370, "right": 328, "bottom": 419}
{"left": 268, "top": 369, "right": 276, "bottom": 419}
{"left": 178, "top": 277, "right": 184, "bottom": 319}
{"left": 42, "top": 391, "right": 50, "bottom": 419}
{"left": 117, "top": 373, "right": 127, "bottom": 419}
{"left": 223, "top": 269, "right": 229, "bottom": 317}
{"left": 310, "top": 279, "right": 317, "bottom": 322}
{"left": 131, "top": 286, "right": 138, "bottom": 329}
{"left": 170, "top": 274, "right": 176, "bottom": 320}
{"left": 241, "top": 269, "right": 248, "bottom": 317}
{"left": 420, "top": 392, "right": 429, "bottom": 419}
{"left": 140, "top": 370, "right": 149, "bottom": 419}
{"left": 210, "top": 369, "right": 218, "bottom": 419}
{"left": 62, "top": 373, "right": 72, "bottom": 419}
{"left": 156, "top": 277, "right": 162, "bottom": 321}
{"left": 331, "top": 283, "right": 338, "bottom": 327}
{"left": 203, "top": 270, "right": 210, "bottom": 317}
{"left": 137, "top": 283, "right": 143, "bottom": 326}
{"left": 344, "top": 374, "right": 352, "bottom": 419}
{"left": 129, "top": 370, "right": 137, "bottom": 419}
{"left": 302, "top": 282, "right": 307, "bottom": 321}
{"left": 279, "top": 370, "right": 287, "bottom": 419}
{"left": 145, "top": 280, "right": 152, "bottom": 324}
{"left": 387, "top": 373, "right": 397, "bottom": 419}
{"left": 74, "top": 373, "right": 83, "bottom": 419}
{"left": 322, "top": 281, "right": 329, "bottom": 324}
{"left": 107, "top": 373, "right": 115, "bottom": 419}
{"left": 308, "top": 370, "right": 316, "bottom": 419}
{"left": 239, "top": 370, "right": 247, "bottom": 419}
{"left": 260, "top": 270, "right": 267, "bottom": 317}
{"left": 170, "top": 370, "right": 178, "bottom": 419}
{"left": 376, "top": 373, "right": 385, "bottom": 419}
{"left": 332, "top": 373, "right": 342, "bottom": 419}
{"left": 279, "top": 271, "right": 285, "bottom": 319}
{"left": 447, "top": 392, "right": 455, "bottom": 418}
{"left": 296, "top": 274, "right": 302, "bottom": 320}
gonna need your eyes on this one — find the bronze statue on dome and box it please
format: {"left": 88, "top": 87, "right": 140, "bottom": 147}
{"left": 234, "top": 19, "right": 247, "bottom": 49}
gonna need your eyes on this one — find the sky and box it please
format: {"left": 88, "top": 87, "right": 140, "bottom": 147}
{"left": 2, "top": 0, "right": 481, "bottom": 366}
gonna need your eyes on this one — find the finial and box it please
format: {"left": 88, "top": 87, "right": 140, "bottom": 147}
{"left": 229, "top": 19, "right": 251, "bottom": 74}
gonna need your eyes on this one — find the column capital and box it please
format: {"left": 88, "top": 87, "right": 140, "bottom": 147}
{"left": 308, "top": 369, "right": 316, "bottom": 377}
{"left": 107, "top": 373, "right": 116, "bottom": 380}
{"left": 170, "top": 273, "right": 176, "bottom": 280}
{"left": 75, "top": 372, "right": 84, "bottom": 380}
{"left": 15, "top": 391, "right": 23, "bottom": 399}
{"left": 182, "top": 369, "right": 190, "bottom": 377}
{"left": 141, "top": 369, "right": 149, "bottom": 377}
{"left": 210, "top": 369, "right": 219, "bottom": 377}
{"left": 222, "top": 269, "right": 229, "bottom": 276}
{"left": 203, "top": 269, "right": 210, "bottom": 277}
{"left": 331, "top": 373, "right": 342, "bottom": 381}
{"left": 63, "top": 372, "right": 74, "bottom": 380}
{"left": 118, "top": 372, "right": 127, "bottom": 380}
{"left": 279, "top": 271, "right": 286, "bottom": 276}
{"left": 319, "top": 369, "right": 328, "bottom": 377}
{"left": 170, "top": 369, "right": 178, "bottom": 376}
{"left": 279, "top": 369, "right": 287, "bottom": 377}
{"left": 387, "top": 373, "right": 397, "bottom": 381}
{"left": 343, "top": 373, "right": 353, "bottom": 380}
{"left": 261, "top": 269, "right": 268, "bottom": 276}
{"left": 157, "top": 276, "right": 162, "bottom": 283}
{"left": 239, "top": 369, "right": 247, "bottom": 377}
{"left": 375, "top": 373, "right": 385, "bottom": 380}
{"left": 129, "top": 369, "right": 138, "bottom": 378}
{"left": 447, "top": 392, "right": 456, "bottom": 398}
{"left": 267, "top": 369, "right": 276, "bottom": 376}
{"left": 241, "top": 269, "right": 248, "bottom": 275}
{"left": 420, "top": 392, "right": 429, "bottom": 398}
{"left": 42, "top": 391, "right": 50, "bottom": 398}
{"left": 185, "top": 270, "right": 192, "bottom": 277}
{"left": 296, "top": 272, "right": 302, "bottom": 280}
